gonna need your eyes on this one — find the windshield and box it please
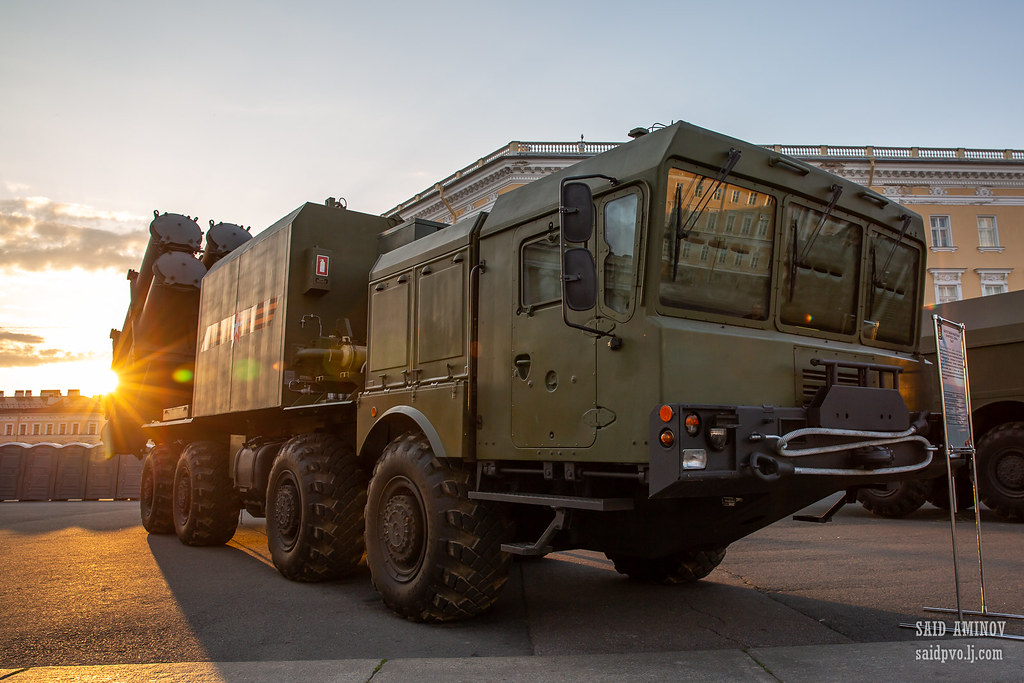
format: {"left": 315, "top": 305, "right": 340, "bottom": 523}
{"left": 658, "top": 168, "right": 775, "bottom": 320}
{"left": 779, "top": 204, "right": 862, "bottom": 335}
{"left": 868, "top": 232, "right": 919, "bottom": 345}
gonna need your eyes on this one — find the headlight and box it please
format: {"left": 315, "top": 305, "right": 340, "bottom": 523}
{"left": 682, "top": 449, "right": 707, "bottom": 470}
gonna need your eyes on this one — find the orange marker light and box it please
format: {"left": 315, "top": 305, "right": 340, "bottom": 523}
{"left": 659, "top": 405, "right": 674, "bottom": 423}
{"left": 684, "top": 413, "right": 701, "bottom": 436}
{"left": 370, "top": 406, "right": 378, "bottom": 418}
{"left": 660, "top": 429, "right": 675, "bottom": 448}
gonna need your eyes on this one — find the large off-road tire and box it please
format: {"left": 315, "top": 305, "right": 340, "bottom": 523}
{"left": 365, "top": 432, "right": 511, "bottom": 622}
{"left": 607, "top": 546, "right": 727, "bottom": 584}
{"left": 976, "top": 422, "right": 1024, "bottom": 521}
{"left": 172, "top": 441, "right": 240, "bottom": 546}
{"left": 266, "top": 433, "right": 368, "bottom": 582}
{"left": 140, "top": 443, "right": 180, "bottom": 534}
{"left": 856, "top": 478, "right": 928, "bottom": 518}
{"left": 926, "top": 472, "right": 975, "bottom": 511}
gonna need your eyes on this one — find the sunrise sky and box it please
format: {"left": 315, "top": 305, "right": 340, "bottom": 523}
{"left": 2, "top": 0, "right": 1023, "bottom": 397}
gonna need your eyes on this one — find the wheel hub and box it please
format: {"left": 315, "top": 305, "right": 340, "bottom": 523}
{"left": 381, "top": 492, "right": 423, "bottom": 573}
{"left": 995, "top": 452, "right": 1024, "bottom": 491}
{"left": 273, "top": 480, "right": 301, "bottom": 548}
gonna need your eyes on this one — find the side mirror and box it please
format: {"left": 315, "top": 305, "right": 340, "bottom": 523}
{"left": 560, "top": 181, "right": 594, "bottom": 242}
{"left": 563, "top": 247, "right": 597, "bottom": 311}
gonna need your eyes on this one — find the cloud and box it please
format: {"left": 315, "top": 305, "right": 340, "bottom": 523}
{"left": 0, "top": 197, "right": 149, "bottom": 272}
{"left": 0, "top": 328, "right": 101, "bottom": 368}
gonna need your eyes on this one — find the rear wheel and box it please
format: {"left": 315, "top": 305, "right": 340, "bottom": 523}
{"left": 140, "top": 443, "right": 179, "bottom": 534}
{"left": 976, "top": 422, "right": 1024, "bottom": 521}
{"left": 857, "top": 478, "right": 928, "bottom": 518}
{"left": 266, "top": 433, "right": 367, "bottom": 581}
{"left": 172, "top": 441, "right": 239, "bottom": 546}
{"left": 365, "top": 432, "right": 511, "bottom": 622}
{"left": 607, "top": 547, "right": 727, "bottom": 584}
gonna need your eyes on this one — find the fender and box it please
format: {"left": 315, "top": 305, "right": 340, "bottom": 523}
{"left": 357, "top": 405, "right": 449, "bottom": 461}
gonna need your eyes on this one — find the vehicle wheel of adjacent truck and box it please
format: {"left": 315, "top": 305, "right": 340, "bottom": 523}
{"left": 266, "top": 433, "right": 367, "bottom": 581}
{"left": 856, "top": 478, "right": 928, "bottom": 518}
{"left": 607, "top": 546, "right": 727, "bottom": 584}
{"left": 365, "top": 432, "right": 511, "bottom": 622}
{"left": 926, "top": 472, "right": 976, "bottom": 511}
{"left": 140, "top": 443, "right": 179, "bottom": 534}
{"left": 172, "top": 441, "right": 240, "bottom": 546}
{"left": 976, "top": 422, "right": 1024, "bottom": 521}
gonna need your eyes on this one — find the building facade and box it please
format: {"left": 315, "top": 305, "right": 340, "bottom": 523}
{"left": 384, "top": 134, "right": 1024, "bottom": 306}
{"left": 0, "top": 390, "right": 104, "bottom": 444}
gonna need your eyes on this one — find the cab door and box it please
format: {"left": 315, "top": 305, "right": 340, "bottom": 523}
{"left": 510, "top": 218, "right": 597, "bottom": 448}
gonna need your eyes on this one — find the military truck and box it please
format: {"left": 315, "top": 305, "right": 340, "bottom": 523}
{"left": 106, "top": 121, "right": 948, "bottom": 622}
{"left": 857, "top": 291, "right": 1024, "bottom": 520}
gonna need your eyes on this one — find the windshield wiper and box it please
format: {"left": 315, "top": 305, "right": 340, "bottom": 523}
{"left": 796, "top": 184, "right": 843, "bottom": 266}
{"left": 678, "top": 148, "right": 741, "bottom": 240}
{"left": 670, "top": 148, "right": 742, "bottom": 280}
{"left": 874, "top": 214, "right": 913, "bottom": 289}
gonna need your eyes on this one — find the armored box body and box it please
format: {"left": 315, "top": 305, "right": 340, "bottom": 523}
{"left": 193, "top": 203, "right": 391, "bottom": 418}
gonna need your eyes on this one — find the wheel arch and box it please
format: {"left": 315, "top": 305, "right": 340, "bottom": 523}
{"left": 357, "top": 406, "right": 449, "bottom": 465}
{"left": 972, "top": 401, "right": 1024, "bottom": 441}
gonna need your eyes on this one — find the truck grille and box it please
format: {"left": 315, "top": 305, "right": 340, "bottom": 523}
{"left": 800, "top": 367, "right": 862, "bottom": 406}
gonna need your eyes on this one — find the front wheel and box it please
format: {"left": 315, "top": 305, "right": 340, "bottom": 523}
{"left": 607, "top": 547, "right": 727, "bottom": 584}
{"left": 856, "top": 478, "right": 928, "bottom": 518}
{"left": 976, "top": 422, "right": 1024, "bottom": 521}
{"left": 172, "top": 441, "right": 240, "bottom": 546}
{"left": 365, "top": 432, "right": 511, "bottom": 622}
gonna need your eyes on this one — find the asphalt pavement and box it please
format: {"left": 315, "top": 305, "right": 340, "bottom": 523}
{"left": 1, "top": 498, "right": 1022, "bottom": 681}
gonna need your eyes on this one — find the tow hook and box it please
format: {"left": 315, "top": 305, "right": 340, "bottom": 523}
{"left": 751, "top": 453, "right": 794, "bottom": 482}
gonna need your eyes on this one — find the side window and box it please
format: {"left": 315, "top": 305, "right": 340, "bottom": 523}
{"left": 521, "top": 236, "right": 561, "bottom": 307}
{"left": 602, "top": 194, "right": 639, "bottom": 315}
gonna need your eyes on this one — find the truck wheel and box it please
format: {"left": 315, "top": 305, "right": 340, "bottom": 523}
{"left": 976, "top": 422, "right": 1024, "bottom": 521}
{"left": 140, "top": 443, "right": 179, "bottom": 534}
{"left": 365, "top": 432, "right": 511, "bottom": 622}
{"left": 266, "top": 433, "right": 367, "bottom": 581}
{"left": 607, "top": 547, "right": 727, "bottom": 584}
{"left": 926, "top": 472, "right": 975, "bottom": 511}
{"left": 856, "top": 478, "right": 928, "bottom": 518}
{"left": 173, "top": 441, "right": 240, "bottom": 546}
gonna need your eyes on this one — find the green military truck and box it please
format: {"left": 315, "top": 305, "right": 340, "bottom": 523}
{"left": 106, "top": 121, "right": 948, "bottom": 622}
{"left": 857, "top": 290, "right": 1024, "bottom": 520}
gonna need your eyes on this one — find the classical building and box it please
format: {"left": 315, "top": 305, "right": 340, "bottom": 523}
{"left": 384, "top": 132, "right": 1024, "bottom": 306}
{"left": 0, "top": 390, "right": 104, "bottom": 445}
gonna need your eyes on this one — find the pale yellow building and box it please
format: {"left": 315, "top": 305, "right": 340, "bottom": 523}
{"left": 385, "top": 134, "right": 1024, "bottom": 307}
{"left": 0, "top": 390, "right": 104, "bottom": 444}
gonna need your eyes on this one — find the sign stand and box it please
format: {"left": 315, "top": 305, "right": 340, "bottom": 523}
{"left": 899, "top": 315, "right": 1024, "bottom": 641}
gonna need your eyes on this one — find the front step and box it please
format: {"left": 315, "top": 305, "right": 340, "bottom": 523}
{"left": 468, "top": 491, "right": 634, "bottom": 556}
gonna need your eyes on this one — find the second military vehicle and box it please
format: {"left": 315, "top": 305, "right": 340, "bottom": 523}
{"left": 106, "top": 121, "right": 948, "bottom": 621}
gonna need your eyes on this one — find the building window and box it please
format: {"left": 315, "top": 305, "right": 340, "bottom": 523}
{"left": 930, "top": 268, "right": 965, "bottom": 303}
{"left": 977, "top": 216, "right": 1001, "bottom": 251}
{"left": 731, "top": 190, "right": 740, "bottom": 203}
{"left": 59, "top": 424, "right": 67, "bottom": 435}
{"left": 713, "top": 187, "right": 722, "bottom": 200}
{"left": 741, "top": 215, "right": 754, "bottom": 235}
{"left": 19, "top": 424, "right": 26, "bottom": 436}
{"left": 88, "top": 423, "right": 97, "bottom": 435}
{"left": 72, "top": 424, "right": 79, "bottom": 435}
{"left": 33, "top": 424, "right": 40, "bottom": 435}
{"left": 725, "top": 215, "right": 736, "bottom": 233}
{"left": 929, "top": 216, "right": 954, "bottom": 250}
{"left": 4, "top": 424, "right": 11, "bottom": 436}
{"left": 747, "top": 192, "right": 758, "bottom": 205}
{"left": 976, "top": 269, "right": 1011, "bottom": 297}
{"left": 46, "top": 424, "right": 53, "bottom": 435}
